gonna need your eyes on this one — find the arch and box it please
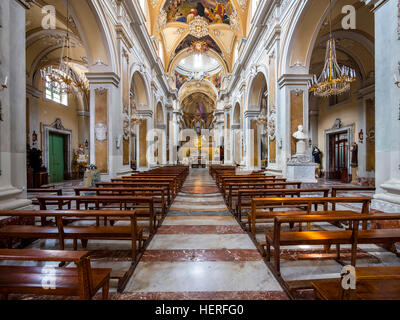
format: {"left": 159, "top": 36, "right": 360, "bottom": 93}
{"left": 69, "top": 0, "right": 117, "bottom": 73}
{"left": 281, "top": 0, "right": 333, "bottom": 75}
{"left": 233, "top": 102, "right": 241, "bottom": 125}
{"left": 178, "top": 79, "right": 218, "bottom": 105}
{"left": 168, "top": 47, "right": 228, "bottom": 76}
{"left": 247, "top": 71, "right": 268, "bottom": 111}
{"left": 155, "top": 102, "right": 165, "bottom": 125}
{"left": 131, "top": 71, "right": 150, "bottom": 109}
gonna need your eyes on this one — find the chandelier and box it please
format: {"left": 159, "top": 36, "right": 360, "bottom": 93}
{"left": 40, "top": 0, "right": 89, "bottom": 96}
{"left": 308, "top": 1, "right": 356, "bottom": 97}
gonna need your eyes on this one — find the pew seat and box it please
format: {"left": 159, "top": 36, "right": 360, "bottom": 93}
{"left": 0, "top": 249, "right": 111, "bottom": 300}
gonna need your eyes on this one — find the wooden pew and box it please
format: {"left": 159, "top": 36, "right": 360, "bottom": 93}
{"left": 74, "top": 187, "right": 167, "bottom": 217}
{"left": 220, "top": 176, "right": 285, "bottom": 194}
{"left": 235, "top": 188, "right": 330, "bottom": 222}
{"left": 27, "top": 188, "right": 71, "bottom": 208}
{"left": 313, "top": 277, "right": 400, "bottom": 300}
{"left": 227, "top": 182, "right": 303, "bottom": 210}
{"left": 249, "top": 197, "right": 371, "bottom": 236}
{"left": 0, "top": 210, "right": 142, "bottom": 259}
{"left": 217, "top": 173, "right": 273, "bottom": 190}
{"left": 289, "top": 266, "right": 400, "bottom": 296}
{"left": 209, "top": 165, "right": 237, "bottom": 178}
{"left": 112, "top": 177, "right": 177, "bottom": 196}
{"left": 96, "top": 181, "right": 172, "bottom": 206}
{"left": 36, "top": 195, "right": 156, "bottom": 234}
{"left": 331, "top": 186, "right": 376, "bottom": 210}
{"left": 266, "top": 213, "right": 400, "bottom": 275}
{"left": 0, "top": 249, "right": 111, "bottom": 300}
{"left": 0, "top": 210, "right": 143, "bottom": 292}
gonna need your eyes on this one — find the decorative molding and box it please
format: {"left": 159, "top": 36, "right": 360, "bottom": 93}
{"left": 94, "top": 122, "right": 107, "bottom": 142}
{"left": 188, "top": 16, "right": 209, "bottom": 38}
{"left": 94, "top": 87, "right": 107, "bottom": 95}
{"left": 49, "top": 118, "right": 66, "bottom": 130}
{"left": 86, "top": 73, "right": 120, "bottom": 87}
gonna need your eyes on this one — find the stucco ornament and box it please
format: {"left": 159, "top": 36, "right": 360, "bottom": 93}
{"left": 94, "top": 122, "right": 107, "bottom": 142}
{"left": 189, "top": 16, "right": 209, "bottom": 38}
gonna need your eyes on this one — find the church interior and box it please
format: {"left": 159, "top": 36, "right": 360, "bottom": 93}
{"left": 0, "top": 0, "right": 400, "bottom": 302}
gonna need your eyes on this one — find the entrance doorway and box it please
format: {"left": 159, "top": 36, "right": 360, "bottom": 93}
{"left": 328, "top": 131, "right": 349, "bottom": 181}
{"left": 48, "top": 133, "right": 66, "bottom": 183}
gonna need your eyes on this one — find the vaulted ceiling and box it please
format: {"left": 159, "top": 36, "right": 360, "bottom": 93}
{"left": 146, "top": 0, "right": 250, "bottom": 74}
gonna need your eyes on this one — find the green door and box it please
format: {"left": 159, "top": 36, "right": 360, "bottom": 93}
{"left": 49, "top": 133, "right": 65, "bottom": 183}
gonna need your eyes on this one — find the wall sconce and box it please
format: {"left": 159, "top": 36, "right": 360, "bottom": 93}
{"left": 394, "top": 62, "right": 400, "bottom": 88}
{"left": 358, "top": 129, "right": 364, "bottom": 144}
{"left": 84, "top": 139, "right": 89, "bottom": 149}
{"left": 116, "top": 135, "right": 122, "bottom": 149}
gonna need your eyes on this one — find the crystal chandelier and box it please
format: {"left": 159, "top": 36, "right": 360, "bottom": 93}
{"left": 308, "top": 1, "right": 356, "bottom": 97}
{"left": 40, "top": 0, "right": 89, "bottom": 96}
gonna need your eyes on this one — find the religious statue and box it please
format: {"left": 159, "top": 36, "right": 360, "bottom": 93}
{"left": 287, "top": 124, "right": 316, "bottom": 183}
{"left": 73, "top": 144, "right": 88, "bottom": 179}
{"left": 292, "top": 125, "right": 308, "bottom": 156}
{"left": 312, "top": 146, "right": 322, "bottom": 165}
{"left": 312, "top": 146, "right": 322, "bottom": 178}
{"left": 350, "top": 142, "right": 358, "bottom": 167}
{"left": 350, "top": 142, "right": 358, "bottom": 185}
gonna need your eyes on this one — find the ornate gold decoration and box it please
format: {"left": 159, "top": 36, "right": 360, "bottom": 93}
{"left": 188, "top": 16, "right": 209, "bottom": 38}
{"left": 40, "top": 0, "right": 88, "bottom": 96}
{"left": 308, "top": 0, "right": 356, "bottom": 97}
{"left": 189, "top": 41, "right": 208, "bottom": 54}
{"left": 150, "top": 0, "right": 158, "bottom": 8}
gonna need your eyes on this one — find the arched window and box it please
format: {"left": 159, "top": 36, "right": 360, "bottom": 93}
{"left": 44, "top": 75, "right": 68, "bottom": 106}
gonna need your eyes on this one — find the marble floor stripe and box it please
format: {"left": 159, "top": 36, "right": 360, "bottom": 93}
{"left": 147, "top": 234, "right": 256, "bottom": 250}
{"left": 156, "top": 225, "right": 245, "bottom": 234}
{"left": 111, "top": 291, "right": 288, "bottom": 300}
{"left": 125, "top": 261, "right": 283, "bottom": 292}
{"left": 141, "top": 249, "right": 262, "bottom": 262}
{"left": 167, "top": 210, "right": 232, "bottom": 216}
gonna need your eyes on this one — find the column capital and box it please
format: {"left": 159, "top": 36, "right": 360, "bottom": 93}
{"left": 278, "top": 74, "right": 312, "bottom": 89}
{"left": 86, "top": 72, "right": 120, "bottom": 87}
{"left": 244, "top": 110, "right": 260, "bottom": 119}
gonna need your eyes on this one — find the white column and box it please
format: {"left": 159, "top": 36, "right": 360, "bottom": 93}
{"left": 371, "top": 0, "right": 400, "bottom": 211}
{"left": 0, "top": 0, "right": 31, "bottom": 209}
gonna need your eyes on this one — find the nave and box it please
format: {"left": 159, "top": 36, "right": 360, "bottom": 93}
{"left": 1, "top": 167, "right": 398, "bottom": 300}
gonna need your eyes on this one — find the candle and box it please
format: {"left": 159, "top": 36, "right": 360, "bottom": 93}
{"left": 3, "top": 76, "right": 7, "bottom": 87}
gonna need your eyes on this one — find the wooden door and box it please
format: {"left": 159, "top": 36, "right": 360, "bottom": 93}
{"left": 330, "top": 132, "right": 348, "bottom": 180}
{"left": 49, "top": 133, "right": 65, "bottom": 183}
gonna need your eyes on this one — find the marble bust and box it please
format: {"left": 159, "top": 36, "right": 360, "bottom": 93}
{"left": 292, "top": 125, "right": 308, "bottom": 155}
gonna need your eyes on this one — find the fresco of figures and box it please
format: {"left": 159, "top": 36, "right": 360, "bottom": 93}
{"left": 174, "top": 35, "right": 222, "bottom": 55}
{"left": 164, "top": 0, "right": 234, "bottom": 25}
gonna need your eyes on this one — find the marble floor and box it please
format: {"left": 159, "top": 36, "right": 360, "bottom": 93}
{"left": 8, "top": 169, "right": 400, "bottom": 300}
{"left": 121, "top": 169, "right": 287, "bottom": 300}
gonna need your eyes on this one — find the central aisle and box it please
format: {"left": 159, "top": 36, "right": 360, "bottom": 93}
{"left": 123, "top": 168, "right": 287, "bottom": 299}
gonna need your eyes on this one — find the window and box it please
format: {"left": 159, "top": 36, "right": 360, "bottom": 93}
{"left": 44, "top": 75, "right": 68, "bottom": 106}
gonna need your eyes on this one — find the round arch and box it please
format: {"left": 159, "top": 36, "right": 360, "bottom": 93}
{"left": 247, "top": 71, "right": 268, "bottom": 111}
{"left": 130, "top": 71, "right": 150, "bottom": 109}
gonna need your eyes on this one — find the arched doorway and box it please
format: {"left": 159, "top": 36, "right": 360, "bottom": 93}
{"left": 130, "top": 71, "right": 150, "bottom": 169}
{"left": 247, "top": 72, "right": 268, "bottom": 169}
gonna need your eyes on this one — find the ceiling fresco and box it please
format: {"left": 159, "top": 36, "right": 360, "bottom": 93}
{"left": 174, "top": 35, "right": 222, "bottom": 55}
{"left": 163, "top": 0, "right": 235, "bottom": 25}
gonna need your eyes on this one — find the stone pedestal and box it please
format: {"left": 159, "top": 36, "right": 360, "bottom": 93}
{"left": 351, "top": 167, "right": 358, "bottom": 185}
{"left": 287, "top": 155, "right": 317, "bottom": 183}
